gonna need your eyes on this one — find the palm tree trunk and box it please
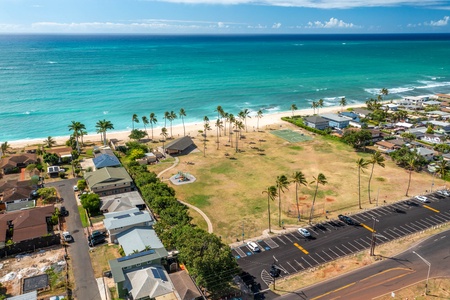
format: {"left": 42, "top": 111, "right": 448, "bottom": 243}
{"left": 295, "top": 183, "right": 300, "bottom": 222}
{"left": 368, "top": 163, "right": 375, "bottom": 204}
{"left": 358, "top": 167, "right": 362, "bottom": 209}
{"left": 182, "top": 117, "right": 185, "bottom": 136}
{"left": 309, "top": 183, "right": 319, "bottom": 224}
{"left": 278, "top": 190, "right": 281, "bottom": 227}
{"left": 267, "top": 195, "right": 271, "bottom": 233}
{"left": 151, "top": 125, "right": 154, "bottom": 141}
{"left": 103, "top": 132, "right": 107, "bottom": 146}
{"left": 406, "top": 168, "right": 412, "bottom": 196}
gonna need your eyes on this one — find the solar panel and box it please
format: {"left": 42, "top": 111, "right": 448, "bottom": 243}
{"left": 151, "top": 268, "right": 160, "bottom": 279}
{"left": 134, "top": 211, "right": 144, "bottom": 216}
{"left": 151, "top": 267, "right": 167, "bottom": 281}
{"left": 114, "top": 214, "right": 130, "bottom": 219}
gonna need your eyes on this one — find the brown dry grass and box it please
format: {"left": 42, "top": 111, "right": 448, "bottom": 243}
{"left": 89, "top": 244, "right": 122, "bottom": 278}
{"left": 148, "top": 122, "right": 443, "bottom": 243}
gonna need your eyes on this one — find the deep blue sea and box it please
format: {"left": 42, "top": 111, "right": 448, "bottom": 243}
{"left": 1, "top": 34, "right": 450, "bottom": 143}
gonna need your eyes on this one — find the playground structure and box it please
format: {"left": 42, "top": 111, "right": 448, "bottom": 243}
{"left": 169, "top": 171, "right": 196, "bottom": 185}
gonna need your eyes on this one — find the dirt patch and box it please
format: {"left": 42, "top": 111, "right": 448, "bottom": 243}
{"left": 326, "top": 197, "right": 335, "bottom": 202}
{"left": 0, "top": 246, "right": 65, "bottom": 296}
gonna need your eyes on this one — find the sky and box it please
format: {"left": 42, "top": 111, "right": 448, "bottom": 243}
{"left": 0, "top": 0, "right": 450, "bottom": 34}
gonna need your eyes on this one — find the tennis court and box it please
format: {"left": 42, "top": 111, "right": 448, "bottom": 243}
{"left": 270, "top": 129, "right": 313, "bottom": 143}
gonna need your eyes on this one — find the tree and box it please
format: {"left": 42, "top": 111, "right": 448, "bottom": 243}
{"left": 309, "top": 173, "right": 327, "bottom": 224}
{"left": 164, "top": 111, "right": 170, "bottom": 128}
{"left": 311, "top": 101, "right": 318, "bottom": 115}
{"left": 367, "top": 152, "right": 385, "bottom": 204}
{"left": 1, "top": 141, "right": 11, "bottom": 155}
{"left": 401, "top": 132, "right": 416, "bottom": 143}
{"left": 256, "top": 109, "right": 263, "bottom": 130}
{"left": 292, "top": 171, "right": 307, "bottom": 222}
{"left": 405, "top": 153, "right": 419, "bottom": 196}
{"left": 128, "top": 129, "right": 147, "bottom": 141}
{"left": 275, "top": 175, "right": 289, "bottom": 227}
{"left": 132, "top": 114, "right": 139, "bottom": 131}
{"left": 168, "top": 110, "right": 177, "bottom": 138}
{"left": 25, "top": 164, "right": 37, "bottom": 176}
{"left": 262, "top": 186, "right": 277, "bottom": 233}
{"left": 340, "top": 97, "right": 347, "bottom": 111}
{"left": 356, "top": 158, "right": 370, "bottom": 209}
{"left": 233, "top": 120, "right": 243, "bottom": 153}
{"left": 215, "top": 119, "right": 223, "bottom": 150}
{"left": 160, "top": 127, "right": 168, "bottom": 154}
{"left": 43, "top": 152, "right": 59, "bottom": 165}
{"left": 435, "top": 158, "right": 450, "bottom": 179}
{"left": 318, "top": 99, "right": 324, "bottom": 115}
{"left": 38, "top": 187, "right": 57, "bottom": 202}
{"left": 95, "top": 119, "right": 114, "bottom": 146}
{"left": 149, "top": 113, "right": 157, "bottom": 141}
{"left": 43, "top": 136, "right": 56, "bottom": 148}
{"left": 179, "top": 108, "right": 186, "bottom": 136}
{"left": 141, "top": 116, "right": 149, "bottom": 138}
{"left": 68, "top": 121, "right": 86, "bottom": 153}
{"left": 80, "top": 193, "right": 101, "bottom": 215}
{"left": 342, "top": 129, "right": 372, "bottom": 151}
{"left": 129, "top": 148, "right": 146, "bottom": 160}
{"left": 77, "top": 179, "right": 87, "bottom": 191}
{"left": 239, "top": 109, "right": 251, "bottom": 132}
{"left": 290, "top": 104, "right": 297, "bottom": 117}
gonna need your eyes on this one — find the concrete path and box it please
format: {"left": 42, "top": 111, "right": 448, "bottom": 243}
{"left": 157, "top": 156, "right": 179, "bottom": 179}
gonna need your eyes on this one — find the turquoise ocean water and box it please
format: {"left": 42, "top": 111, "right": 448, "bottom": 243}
{"left": 1, "top": 34, "right": 450, "bottom": 143}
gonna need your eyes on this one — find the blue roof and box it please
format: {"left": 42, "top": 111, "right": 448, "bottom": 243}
{"left": 93, "top": 153, "right": 121, "bottom": 169}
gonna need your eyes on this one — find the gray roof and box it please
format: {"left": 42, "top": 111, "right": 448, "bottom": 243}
{"left": 321, "top": 113, "right": 350, "bottom": 123}
{"left": 414, "top": 148, "right": 435, "bottom": 156}
{"left": 103, "top": 208, "right": 153, "bottom": 231}
{"left": 117, "top": 227, "right": 167, "bottom": 256}
{"left": 165, "top": 136, "right": 195, "bottom": 151}
{"left": 7, "top": 291, "right": 37, "bottom": 300}
{"left": 304, "top": 116, "right": 328, "bottom": 124}
{"left": 100, "top": 191, "right": 145, "bottom": 213}
{"left": 124, "top": 266, "right": 175, "bottom": 299}
{"left": 92, "top": 153, "right": 121, "bottom": 169}
{"left": 352, "top": 108, "right": 371, "bottom": 115}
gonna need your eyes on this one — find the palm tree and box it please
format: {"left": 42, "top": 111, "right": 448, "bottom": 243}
{"left": 380, "top": 88, "right": 389, "bottom": 99}
{"left": 339, "top": 97, "right": 347, "bottom": 111}
{"left": 367, "top": 152, "right": 385, "bottom": 204}
{"left": 203, "top": 122, "right": 211, "bottom": 157}
{"left": 356, "top": 158, "right": 370, "bottom": 209}
{"left": 142, "top": 116, "right": 149, "bottom": 139}
{"left": 435, "top": 158, "right": 450, "bottom": 179}
{"left": 1, "top": 141, "right": 11, "bottom": 155}
{"left": 405, "top": 154, "right": 418, "bottom": 197}
{"left": 311, "top": 101, "right": 318, "bottom": 115}
{"left": 318, "top": 99, "right": 324, "bottom": 115}
{"left": 179, "top": 108, "right": 186, "bottom": 136}
{"left": 149, "top": 113, "right": 157, "bottom": 141}
{"left": 234, "top": 120, "right": 244, "bottom": 153}
{"left": 164, "top": 111, "right": 170, "bottom": 128}
{"left": 275, "top": 175, "right": 289, "bottom": 227}
{"left": 80, "top": 130, "right": 87, "bottom": 147}
{"left": 160, "top": 127, "right": 168, "bottom": 154}
{"left": 228, "top": 114, "right": 235, "bottom": 145}
{"left": 262, "top": 186, "right": 277, "bottom": 233}
{"left": 215, "top": 106, "right": 224, "bottom": 134}
{"left": 43, "top": 136, "right": 56, "bottom": 148}
{"left": 292, "top": 171, "right": 307, "bottom": 222}
{"left": 215, "top": 119, "right": 223, "bottom": 150}
{"left": 309, "top": 173, "right": 327, "bottom": 224}
{"left": 132, "top": 114, "right": 139, "bottom": 131}
{"left": 240, "top": 109, "right": 251, "bottom": 132}
{"left": 223, "top": 112, "right": 230, "bottom": 136}
{"left": 290, "top": 104, "right": 297, "bottom": 117}
{"left": 95, "top": 119, "right": 114, "bottom": 146}
{"left": 256, "top": 109, "right": 263, "bottom": 130}
{"left": 68, "top": 121, "right": 86, "bottom": 153}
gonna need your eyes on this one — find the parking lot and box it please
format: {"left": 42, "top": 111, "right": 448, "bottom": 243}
{"left": 234, "top": 191, "right": 450, "bottom": 293}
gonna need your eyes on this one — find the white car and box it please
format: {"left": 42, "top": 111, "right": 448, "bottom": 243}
{"left": 73, "top": 185, "right": 79, "bottom": 191}
{"left": 298, "top": 228, "right": 311, "bottom": 237}
{"left": 247, "top": 241, "right": 260, "bottom": 252}
{"left": 414, "top": 195, "right": 429, "bottom": 203}
{"left": 437, "top": 190, "right": 450, "bottom": 197}
{"left": 62, "top": 231, "right": 73, "bottom": 242}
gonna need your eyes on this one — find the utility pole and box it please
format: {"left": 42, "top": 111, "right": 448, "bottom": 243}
{"left": 413, "top": 251, "right": 431, "bottom": 295}
{"left": 242, "top": 221, "right": 245, "bottom": 243}
{"left": 370, "top": 217, "right": 379, "bottom": 256}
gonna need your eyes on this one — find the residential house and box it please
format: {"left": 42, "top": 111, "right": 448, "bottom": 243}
{"left": 0, "top": 154, "right": 38, "bottom": 175}
{"left": 304, "top": 116, "right": 329, "bottom": 130}
{"left": 109, "top": 250, "right": 170, "bottom": 298}
{"left": 395, "top": 96, "right": 428, "bottom": 110}
{"left": 84, "top": 167, "right": 133, "bottom": 196}
{"left": 0, "top": 205, "right": 55, "bottom": 248}
{"left": 407, "top": 127, "right": 426, "bottom": 139}
{"left": 422, "top": 100, "right": 441, "bottom": 108}
{"left": 103, "top": 208, "right": 154, "bottom": 242}
{"left": 424, "top": 120, "right": 450, "bottom": 134}
{"left": 425, "top": 111, "right": 450, "bottom": 120}
{"left": 0, "top": 179, "right": 38, "bottom": 211}
{"left": 100, "top": 191, "right": 146, "bottom": 213}
{"left": 47, "top": 166, "right": 65, "bottom": 178}
{"left": 414, "top": 148, "right": 435, "bottom": 161}
{"left": 109, "top": 139, "right": 127, "bottom": 152}
{"left": 116, "top": 227, "right": 167, "bottom": 256}
{"left": 339, "top": 112, "right": 362, "bottom": 128}
{"left": 123, "top": 266, "right": 177, "bottom": 300}
{"left": 420, "top": 133, "right": 446, "bottom": 144}
{"left": 23, "top": 146, "right": 38, "bottom": 154}
{"left": 352, "top": 108, "right": 372, "bottom": 118}
{"left": 92, "top": 153, "right": 121, "bottom": 170}
{"left": 436, "top": 93, "right": 450, "bottom": 102}
{"left": 165, "top": 136, "right": 196, "bottom": 155}
{"left": 45, "top": 146, "right": 73, "bottom": 162}
{"left": 389, "top": 139, "right": 406, "bottom": 148}
{"left": 6, "top": 290, "right": 38, "bottom": 300}
{"left": 321, "top": 113, "right": 350, "bottom": 129}
{"left": 169, "top": 270, "right": 203, "bottom": 300}
{"left": 375, "top": 141, "right": 398, "bottom": 153}
{"left": 367, "top": 129, "right": 384, "bottom": 143}
{"left": 382, "top": 103, "right": 398, "bottom": 111}
{"left": 136, "top": 152, "right": 157, "bottom": 166}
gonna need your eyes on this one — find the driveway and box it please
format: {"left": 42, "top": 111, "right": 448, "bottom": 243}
{"left": 48, "top": 178, "right": 101, "bottom": 300}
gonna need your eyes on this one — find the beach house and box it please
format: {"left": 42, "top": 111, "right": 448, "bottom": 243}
{"left": 0, "top": 153, "right": 38, "bottom": 175}
{"left": 321, "top": 113, "right": 350, "bottom": 129}
{"left": 304, "top": 116, "right": 329, "bottom": 130}
{"left": 165, "top": 136, "right": 196, "bottom": 155}
{"left": 84, "top": 167, "right": 133, "bottom": 196}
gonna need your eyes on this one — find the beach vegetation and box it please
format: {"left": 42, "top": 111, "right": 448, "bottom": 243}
{"left": 95, "top": 119, "right": 114, "bottom": 146}
{"left": 435, "top": 158, "right": 450, "bottom": 179}
{"left": 356, "top": 158, "right": 369, "bottom": 209}
{"left": 256, "top": 109, "right": 263, "bottom": 130}
{"left": 168, "top": 110, "right": 177, "bottom": 138}
{"left": 339, "top": 97, "right": 347, "bottom": 111}
{"left": 405, "top": 153, "right": 420, "bottom": 197}
{"left": 128, "top": 148, "right": 145, "bottom": 160}
{"left": 342, "top": 129, "right": 372, "bottom": 150}
{"left": 43, "top": 136, "right": 56, "bottom": 148}
{"left": 131, "top": 114, "right": 139, "bottom": 131}
{"left": 68, "top": 121, "right": 86, "bottom": 154}
{"left": 292, "top": 171, "right": 307, "bottom": 222}
{"left": 290, "top": 103, "right": 297, "bottom": 116}
{"left": 1, "top": 141, "right": 11, "bottom": 155}
{"left": 43, "top": 152, "right": 59, "bottom": 165}
{"left": 179, "top": 108, "right": 186, "bottom": 136}
{"left": 275, "top": 174, "right": 289, "bottom": 227}
{"left": 367, "top": 152, "right": 385, "bottom": 204}
{"left": 311, "top": 101, "right": 319, "bottom": 114}
{"left": 164, "top": 111, "right": 170, "bottom": 128}
{"left": 128, "top": 129, "right": 147, "bottom": 141}
{"left": 309, "top": 173, "right": 327, "bottom": 224}
{"left": 141, "top": 115, "right": 149, "bottom": 139}
{"left": 149, "top": 112, "right": 158, "bottom": 141}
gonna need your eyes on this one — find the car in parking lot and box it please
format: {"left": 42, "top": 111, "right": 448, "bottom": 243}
{"left": 62, "top": 231, "right": 73, "bottom": 243}
{"left": 338, "top": 214, "right": 359, "bottom": 226}
{"left": 405, "top": 200, "right": 419, "bottom": 207}
{"left": 269, "top": 265, "right": 281, "bottom": 277}
{"left": 437, "top": 190, "right": 450, "bottom": 197}
{"left": 247, "top": 241, "right": 260, "bottom": 252}
{"left": 297, "top": 228, "right": 311, "bottom": 238}
{"left": 414, "top": 195, "right": 429, "bottom": 203}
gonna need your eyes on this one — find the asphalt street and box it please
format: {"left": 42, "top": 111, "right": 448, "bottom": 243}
{"left": 48, "top": 178, "right": 101, "bottom": 300}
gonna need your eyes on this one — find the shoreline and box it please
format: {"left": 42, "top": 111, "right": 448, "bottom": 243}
{"left": 8, "top": 103, "right": 363, "bottom": 149}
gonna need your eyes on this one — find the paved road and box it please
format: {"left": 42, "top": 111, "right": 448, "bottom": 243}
{"left": 279, "top": 229, "right": 450, "bottom": 300}
{"left": 48, "top": 179, "right": 101, "bottom": 300}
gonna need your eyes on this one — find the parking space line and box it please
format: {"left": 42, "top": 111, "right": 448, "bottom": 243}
{"left": 416, "top": 220, "right": 431, "bottom": 228}
{"left": 322, "top": 250, "right": 334, "bottom": 260}
{"left": 360, "top": 223, "right": 376, "bottom": 233}
{"left": 367, "top": 210, "right": 382, "bottom": 217}
{"left": 277, "top": 264, "right": 290, "bottom": 275}
{"left": 289, "top": 233, "right": 299, "bottom": 240}
{"left": 308, "top": 228, "right": 320, "bottom": 235}
{"left": 326, "top": 221, "right": 340, "bottom": 229}
{"left": 351, "top": 215, "right": 366, "bottom": 222}
{"left": 441, "top": 212, "right": 450, "bottom": 219}
{"left": 387, "top": 229, "right": 402, "bottom": 238}
{"left": 235, "top": 247, "right": 247, "bottom": 257}
{"left": 404, "top": 224, "right": 418, "bottom": 233}
{"left": 283, "top": 234, "right": 293, "bottom": 243}
{"left": 399, "top": 225, "right": 413, "bottom": 234}
{"left": 309, "top": 255, "right": 320, "bottom": 265}
{"left": 408, "top": 222, "right": 423, "bottom": 230}
{"left": 347, "top": 242, "right": 360, "bottom": 251}
{"left": 423, "top": 218, "right": 439, "bottom": 225}
{"left": 335, "top": 244, "right": 353, "bottom": 255}
{"left": 410, "top": 222, "right": 426, "bottom": 230}
{"left": 382, "top": 231, "right": 396, "bottom": 240}
{"left": 302, "top": 257, "right": 314, "bottom": 268}
{"left": 275, "top": 236, "right": 286, "bottom": 245}
{"left": 286, "top": 261, "right": 298, "bottom": 272}
{"left": 329, "top": 248, "right": 340, "bottom": 257}
{"left": 377, "top": 207, "right": 392, "bottom": 214}
{"left": 358, "top": 238, "right": 371, "bottom": 246}
{"left": 423, "top": 205, "right": 440, "bottom": 213}
{"left": 432, "top": 214, "right": 448, "bottom": 222}
{"left": 294, "top": 242, "right": 309, "bottom": 254}
{"left": 315, "top": 253, "right": 327, "bottom": 263}
{"left": 354, "top": 240, "right": 366, "bottom": 248}
{"left": 264, "top": 238, "right": 279, "bottom": 249}
{"left": 395, "top": 227, "right": 409, "bottom": 235}
{"left": 340, "top": 244, "right": 353, "bottom": 254}
{"left": 315, "top": 224, "right": 329, "bottom": 233}
{"left": 294, "top": 259, "right": 305, "bottom": 270}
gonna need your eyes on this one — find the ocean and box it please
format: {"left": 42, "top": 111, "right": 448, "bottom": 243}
{"left": 1, "top": 33, "right": 450, "bottom": 143}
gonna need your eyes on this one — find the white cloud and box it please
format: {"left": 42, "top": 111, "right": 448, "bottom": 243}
{"left": 272, "top": 22, "right": 282, "bottom": 28}
{"left": 306, "top": 17, "right": 358, "bottom": 28}
{"left": 424, "top": 16, "right": 450, "bottom": 26}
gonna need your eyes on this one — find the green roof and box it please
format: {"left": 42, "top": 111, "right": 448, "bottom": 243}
{"left": 84, "top": 167, "right": 132, "bottom": 190}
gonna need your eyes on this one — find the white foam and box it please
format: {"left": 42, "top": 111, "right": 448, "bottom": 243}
{"left": 416, "top": 80, "right": 450, "bottom": 89}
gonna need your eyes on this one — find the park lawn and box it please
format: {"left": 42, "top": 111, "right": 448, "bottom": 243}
{"left": 89, "top": 244, "right": 122, "bottom": 278}
{"left": 150, "top": 122, "right": 441, "bottom": 243}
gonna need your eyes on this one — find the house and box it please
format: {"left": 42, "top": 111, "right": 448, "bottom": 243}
{"left": 396, "top": 96, "right": 428, "bottom": 110}
{"left": 352, "top": 108, "right": 372, "bottom": 118}
{"left": 375, "top": 141, "right": 399, "bottom": 153}
{"left": 92, "top": 153, "right": 121, "bottom": 169}
{"left": 389, "top": 139, "right": 406, "bottom": 148}
{"left": 321, "top": 113, "right": 350, "bottom": 129}
{"left": 123, "top": 266, "right": 177, "bottom": 300}
{"left": 414, "top": 148, "right": 435, "bottom": 161}
{"left": 165, "top": 136, "right": 196, "bottom": 155}
{"left": 304, "top": 116, "right": 329, "bottom": 130}
{"left": 136, "top": 153, "right": 157, "bottom": 166}
{"left": 23, "top": 146, "right": 38, "bottom": 154}
{"left": 84, "top": 167, "right": 133, "bottom": 196}
{"left": 424, "top": 120, "right": 450, "bottom": 134}
{"left": 169, "top": 270, "right": 203, "bottom": 300}
{"left": 103, "top": 208, "right": 154, "bottom": 241}
{"left": 116, "top": 227, "right": 167, "bottom": 256}
{"left": 420, "top": 133, "right": 446, "bottom": 144}
{"left": 367, "top": 129, "right": 384, "bottom": 143}
{"left": 0, "top": 154, "right": 38, "bottom": 175}
{"left": 109, "top": 250, "right": 170, "bottom": 298}
{"left": 109, "top": 139, "right": 127, "bottom": 152}
{"left": 382, "top": 103, "right": 398, "bottom": 111}
{"left": 47, "top": 166, "right": 65, "bottom": 178}
{"left": 0, "top": 179, "right": 38, "bottom": 211}
{"left": 436, "top": 93, "right": 450, "bottom": 102}
{"left": 100, "top": 191, "right": 146, "bottom": 213}
{"left": 6, "top": 290, "right": 38, "bottom": 300}
{"left": 45, "top": 146, "right": 73, "bottom": 162}
{"left": 425, "top": 111, "right": 450, "bottom": 120}
{"left": 407, "top": 127, "right": 427, "bottom": 139}
{"left": 422, "top": 100, "right": 441, "bottom": 107}
{"left": 0, "top": 205, "right": 55, "bottom": 248}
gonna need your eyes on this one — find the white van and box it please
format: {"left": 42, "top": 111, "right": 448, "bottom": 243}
{"left": 247, "top": 241, "right": 260, "bottom": 252}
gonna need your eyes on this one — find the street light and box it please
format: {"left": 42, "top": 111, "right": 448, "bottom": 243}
{"left": 413, "top": 251, "right": 431, "bottom": 295}
{"left": 370, "top": 217, "right": 379, "bottom": 256}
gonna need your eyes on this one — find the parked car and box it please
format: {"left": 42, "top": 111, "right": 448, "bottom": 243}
{"left": 414, "top": 195, "right": 429, "bottom": 203}
{"left": 338, "top": 214, "right": 359, "bottom": 226}
{"left": 392, "top": 207, "right": 406, "bottom": 214}
{"left": 437, "top": 190, "right": 450, "bottom": 197}
{"left": 269, "top": 265, "right": 281, "bottom": 277}
{"left": 247, "top": 241, "right": 260, "bottom": 252}
{"left": 73, "top": 185, "right": 78, "bottom": 191}
{"left": 59, "top": 206, "right": 69, "bottom": 217}
{"left": 88, "top": 235, "right": 106, "bottom": 247}
{"left": 62, "top": 231, "right": 73, "bottom": 243}
{"left": 297, "top": 228, "right": 311, "bottom": 238}
{"left": 88, "top": 230, "right": 105, "bottom": 241}
{"left": 405, "top": 200, "right": 419, "bottom": 207}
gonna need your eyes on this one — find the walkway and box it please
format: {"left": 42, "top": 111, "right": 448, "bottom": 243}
{"left": 156, "top": 156, "right": 214, "bottom": 234}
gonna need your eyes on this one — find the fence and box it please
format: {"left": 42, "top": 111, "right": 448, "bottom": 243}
{"left": 0, "top": 234, "right": 60, "bottom": 258}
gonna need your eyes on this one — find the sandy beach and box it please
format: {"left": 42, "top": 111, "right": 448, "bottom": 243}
{"left": 8, "top": 104, "right": 363, "bottom": 149}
